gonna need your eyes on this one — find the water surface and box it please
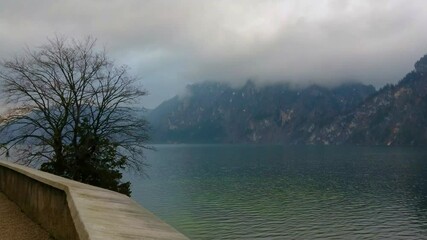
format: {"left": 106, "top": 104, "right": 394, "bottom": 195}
{"left": 128, "top": 145, "right": 427, "bottom": 239}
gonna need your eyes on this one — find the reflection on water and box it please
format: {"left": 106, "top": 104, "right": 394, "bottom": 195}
{"left": 127, "top": 145, "right": 427, "bottom": 239}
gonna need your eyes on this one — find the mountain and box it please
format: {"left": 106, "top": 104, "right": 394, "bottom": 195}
{"left": 147, "top": 81, "right": 375, "bottom": 143}
{"left": 309, "top": 55, "right": 427, "bottom": 146}
{"left": 147, "top": 55, "right": 427, "bottom": 145}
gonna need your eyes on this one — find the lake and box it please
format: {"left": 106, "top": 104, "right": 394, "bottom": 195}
{"left": 127, "top": 145, "right": 427, "bottom": 239}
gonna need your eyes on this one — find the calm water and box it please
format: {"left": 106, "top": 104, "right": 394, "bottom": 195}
{"left": 127, "top": 145, "right": 427, "bottom": 239}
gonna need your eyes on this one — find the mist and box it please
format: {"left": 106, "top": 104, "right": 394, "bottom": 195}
{"left": 1, "top": 0, "right": 427, "bottom": 107}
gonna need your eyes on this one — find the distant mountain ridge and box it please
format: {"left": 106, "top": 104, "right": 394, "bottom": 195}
{"left": 147, "top": 55, "right": 427, "bottom": 146}
{"left": 147, "top": 81, "right": 375, "bottom": 144}
{"left": 309, "top": 55, "right": 427, "bottom": 146}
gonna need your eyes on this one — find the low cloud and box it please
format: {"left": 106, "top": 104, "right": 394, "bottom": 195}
{"left": 1, "top": 0, "right": 427, "bottom": 107}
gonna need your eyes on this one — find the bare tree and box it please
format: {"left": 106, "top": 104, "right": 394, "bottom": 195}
{"left": 0, "top": 36, "right": 149, "bottom": 195}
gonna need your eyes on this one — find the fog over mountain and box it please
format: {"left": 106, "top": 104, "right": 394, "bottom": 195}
{"left": 1, "top": 0, "right": 427, "bottom": 107}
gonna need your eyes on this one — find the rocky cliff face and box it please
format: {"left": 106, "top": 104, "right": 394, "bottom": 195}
{"left": 147, "top": 81, "right": 375, "bottom": 143}
{"left": 148, "top": 55, "right": 427, "bottom": 145}
{"left": 310, "top": 55, "right": 427, "bottom": 146}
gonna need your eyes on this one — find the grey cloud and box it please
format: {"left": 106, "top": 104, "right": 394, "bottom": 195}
{"left": 1, "top": 0, "right": 427, "bottom": 107}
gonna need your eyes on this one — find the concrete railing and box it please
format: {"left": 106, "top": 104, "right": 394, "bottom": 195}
{"left": 0, "top": 160, "right": 189, "bottom": 240}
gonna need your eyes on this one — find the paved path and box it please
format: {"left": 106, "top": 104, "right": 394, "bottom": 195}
{"left": 0, "top": 192, "right": 52, "bottom": 240}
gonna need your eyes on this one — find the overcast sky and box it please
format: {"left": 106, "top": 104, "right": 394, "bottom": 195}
{"left": 1, "top": 0, "right": 427, "bottom": 108}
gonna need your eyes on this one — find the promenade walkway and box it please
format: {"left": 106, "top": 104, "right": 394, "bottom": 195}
{"left": 0, "top": 192, "right": 52, "bottom": 240}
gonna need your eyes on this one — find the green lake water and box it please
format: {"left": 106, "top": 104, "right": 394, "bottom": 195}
{"left": 128, "top": 145, "right": 427, "bottom": 239}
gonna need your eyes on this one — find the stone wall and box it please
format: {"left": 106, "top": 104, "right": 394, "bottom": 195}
{"left": 0, "top": 160, "right": 188, "bottom": 240}
{"left": 0, "top": 164, "right": 79, "bottom": 240}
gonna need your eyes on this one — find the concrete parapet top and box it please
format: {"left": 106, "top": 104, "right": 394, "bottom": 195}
{"left": 0, "top": 160, "right": 189, "bottom": 240}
